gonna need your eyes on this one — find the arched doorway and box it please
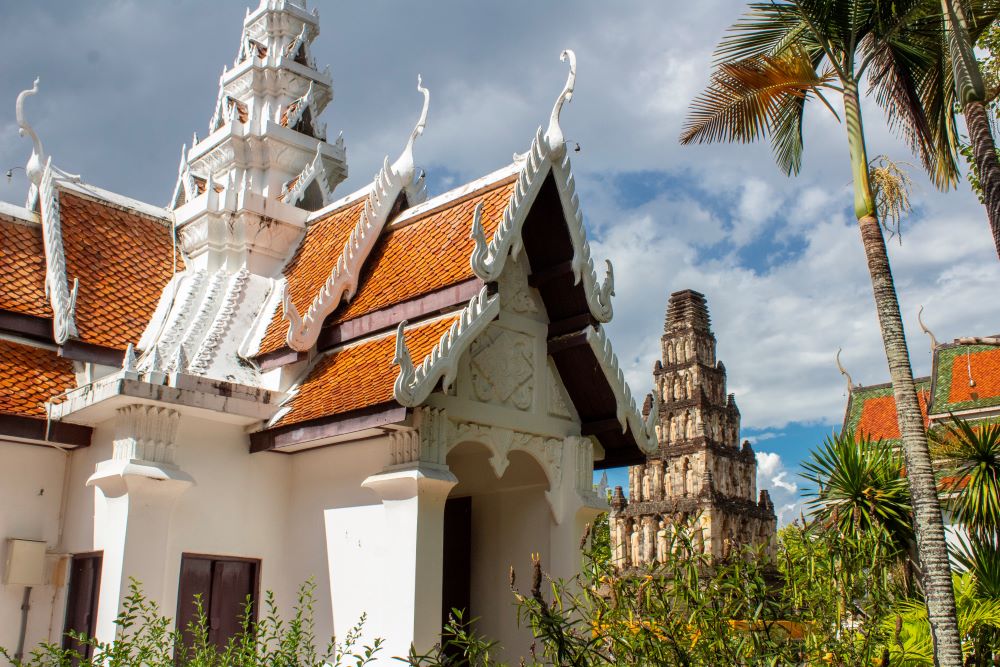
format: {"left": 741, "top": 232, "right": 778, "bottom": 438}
{"left": 442, "top": 440, "right": 551, "bottom": 658}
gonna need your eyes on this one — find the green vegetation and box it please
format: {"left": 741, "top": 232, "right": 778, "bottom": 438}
{"left": 0, "top": 581, "right": 382, "bottom": 667}
{"left": 2, "top": 420, "right": 999, "bottom": 665}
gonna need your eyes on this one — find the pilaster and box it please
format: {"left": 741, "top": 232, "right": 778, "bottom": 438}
{"left": 86, "top": 404, "right": 193, "bottom": 642}
{"left": 360, "top": 464, "right": 457, "bottom": 658}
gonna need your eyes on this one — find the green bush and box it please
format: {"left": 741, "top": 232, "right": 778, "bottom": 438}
{"left": 0, "top": 579, "right": 382, "bottom": 667}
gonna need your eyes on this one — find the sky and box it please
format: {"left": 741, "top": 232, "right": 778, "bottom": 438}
{"left": 2, "top": 1, "right": 998, "bottom": 525}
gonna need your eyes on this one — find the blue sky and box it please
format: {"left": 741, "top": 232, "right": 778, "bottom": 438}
{"left": 2, "top": 1, "right": 998, "bottom": 523}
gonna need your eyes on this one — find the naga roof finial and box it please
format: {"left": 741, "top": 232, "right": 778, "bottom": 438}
{"left": 544, "top": 49, "right": 576, "bottom": 158}
{"left": 391, "top": 74, "right": 430, "bottom": 186}
{"left": 836, "top": 348, "right": 854, "bottom": 393}
{"left": 917, "top": 305, "right": 939, "bottom": 353}
{"left": 16, "top": 78, "right": 46, "bottom": 186}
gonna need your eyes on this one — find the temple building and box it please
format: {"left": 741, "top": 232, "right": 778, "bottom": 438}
{"left": 843, "top": 333, "right": 1000, "bottom": 439}
{"left": 610, "top": 290, "right": 777, "bottom": 567}
{"left": 842, "top": 327, "right": 1000, "bottom": 547}
{"left": 0, "top": 2, "right": 660, "bottom": 661}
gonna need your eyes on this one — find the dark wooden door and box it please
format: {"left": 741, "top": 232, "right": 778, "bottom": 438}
{"left": 442, "top": 496, "right": 472, "bottom": 628}
{"left": 177, "top": 555, "right": 258, "bottom": 651}
{"left": 62, "top": 552, "right": 102, "bottom": 660}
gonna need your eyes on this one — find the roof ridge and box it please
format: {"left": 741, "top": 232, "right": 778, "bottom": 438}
{"left": 850, "top": 376, "right": 933, "bottom": 393}
{"left": 304, "top": 181, "right": 374, "bottom": 224}
{"left": 58, "top": 181, "right": 171, "bottom": 224}
{"left": 389, "top": 162, "right": 520, "bottom": 229}
{"left": 0, "top": 201, "right": 40, "bottom": 226}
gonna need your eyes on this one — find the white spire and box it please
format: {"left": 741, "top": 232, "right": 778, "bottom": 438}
{"left": 391, "top": 75, "right": 430, "bottom": 186}
{"left": 544, "top": 50, "right": 576, "bottom": 159}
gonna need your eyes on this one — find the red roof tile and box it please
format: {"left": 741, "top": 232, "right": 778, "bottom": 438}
{"left": 258, "top": 197, "right": 368, "bottom": 355}
{"left": 0, "top": 339, "right": 76, "bottom": 418}
{"left": 274, "top": 315, "right": 458, "bottom": 427}
{"left": 257, "top": 173, "right": 514, "bottom": 358}
{"left": 848, "top": 381, "right": 931, "bottom": 442}
{"left": 947, "top": 347, "right": 1000, "bottom": 406}
{"left": 0, "top": 217, "right": 50, "bottom": 318}
{"left": 57, "top": 192, "right": 179, "bottom": 349}
{"left": 332, "top": 176, "right": 514, "bottom": 324}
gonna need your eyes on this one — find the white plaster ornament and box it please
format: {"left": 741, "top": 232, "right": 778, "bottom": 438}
{"left": 469, "top": 50, "right": 614, "bottom": 323}
{"left": 283, "top": 75, "right": 430, "bottom": 352}
{"left": 392, "top": 286, "right": 501, "bottom": 407}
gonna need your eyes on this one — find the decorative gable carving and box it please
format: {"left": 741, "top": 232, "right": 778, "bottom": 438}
{"left": 469, "top": 325, "right": 534, "bottom": 411}
{"left": 468, "top": 51, "right": 614, "bottom": 324}
{"left": 283, "top": 76, "right": 431, "bottom": 352}
{"left": 547, "top": 363, "right": 573, "bottom": 419}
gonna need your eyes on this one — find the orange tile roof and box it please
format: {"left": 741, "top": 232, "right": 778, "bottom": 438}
{"left": 851, "top": 383, "right": 931, "bottom": 441}
{"left": 0, "top": 217, "right": 50, "bottom": 318}
{"left": 947, "top": 347, "right": 1000, "bottom": 406}
{"left": 332, "top": 175, "right": 515, "bottom": 325}
{"left": 0, "top": 339, "right": 76, "bottom": 418}
{"left": 57, "top": 192, "right": 179, "bottom": 349}
{"left": 258, "top": 197, "right": 368, "bottom": 355}
{"left": 257, "top": 173, "right": 514, "bottom": 358}
{"left": 274, "top": 314, "right": 458, "bottom": 427}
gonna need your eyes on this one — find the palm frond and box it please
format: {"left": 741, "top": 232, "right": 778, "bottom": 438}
{"left": 680, "top": 48, "right": 832, "bottom": 149}
{"left": 716, "top": 2, "right": 818, "bottom": 62}
{"left": 801, "top": 430, "right": 913, "bottom": 553}
{"left": 865, "top": 29, "right": 962, "bottom": 190}
{"left": 952, "top": 533, "right": 1000, "bottom": 599}
{"left": 770, "top": 93, "right": 808, "bottom": 175}
{"left": 931, "top": 416, "right": 1000, "bottom": 537}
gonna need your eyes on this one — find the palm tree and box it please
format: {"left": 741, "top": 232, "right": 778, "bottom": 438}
{"left": 930, "top": 417, "right": 1000, "bottom": 540}
{"left": 802, "top": 431, "right": 914, "bottom": 554}
{"left": 680, "top": 2, "right": 963, "bottom": 663}
{"left": 941, "top": 0, "right": 1000, "bottom": 259}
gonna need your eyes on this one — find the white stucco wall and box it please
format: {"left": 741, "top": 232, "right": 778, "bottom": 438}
{"left": 287, "top": 438, "right": 389, "bottom": 651}
{"left": 0, "top": 441, "right": 68, "bottom": 653}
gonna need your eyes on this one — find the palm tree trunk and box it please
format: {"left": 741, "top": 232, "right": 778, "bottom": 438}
{"left": 844, "top": 81, "right": 964, "bottom": 667}
{"left": 943, "top": 0, "right": 1000, "bottom": 260}
{"left": 964, "top": 100, "right": 1000, "bottom": 259}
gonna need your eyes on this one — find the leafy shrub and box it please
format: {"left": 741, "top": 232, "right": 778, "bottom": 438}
{"left": 1, "top": 579, "right": 382, "bottom": 667}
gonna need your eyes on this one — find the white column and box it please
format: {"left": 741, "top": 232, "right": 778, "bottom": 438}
{"left": 86, "top": 405, "right": 193, "bottom": 642}
{"left": 361, "top": 464, "right": 457, "bottom": 659}
{"left": 548, "top": 436, "right": 606, "bottom": 580}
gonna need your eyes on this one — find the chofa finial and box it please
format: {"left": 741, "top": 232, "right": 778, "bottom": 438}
{"left": 835, "top": 348, "right": 854, "bottom": 393}
{"left": 917, "top": 305, "right": 939, "bottom": 353}
{"left": 544, "top": 49, "right": 576, "bottom": 158}
{"left": 16, "top": 78, "right": 45, "bottom": 186}
{"left": 391, "top": 74, "right": 430, "bottom": 185}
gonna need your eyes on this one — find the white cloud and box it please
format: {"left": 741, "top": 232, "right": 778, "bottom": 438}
{"left": 593, "top": 174, "right": 1000, "bottom": 429}
{"left": 733, "top": 179, "right": 782, "bottom": 245}
{"left": 2, "top": 0, "right": 996, "bottom": 439}
{"left": 756, "top": 452, "right": 803, "bottom": 526}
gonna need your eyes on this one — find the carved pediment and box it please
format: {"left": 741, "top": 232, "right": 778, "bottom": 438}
{"left": 469, "top": 326, "right": 535, "bottom": 411}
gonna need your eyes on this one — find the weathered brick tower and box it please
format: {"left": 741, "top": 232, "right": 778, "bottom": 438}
{"left": 609, "top": 290, "right": 776, "bottom": 567}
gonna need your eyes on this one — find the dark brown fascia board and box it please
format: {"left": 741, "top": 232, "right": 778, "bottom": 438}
{"left": 317, "top": 278, "right": 483, "bottom": 352}
{"left": 0, "top": 310, "right": 53, "bottom": 344}
{"left": 594, "top": 446, "right": 645, "bottom": 470}
{"left": 0, "top": 413, "right": 92, "bottom": 448}
{"left": 250, "top": 403, "right": 406, "bottom": 453}
{"left": 258, "top": 348, "right": 308, "bottom": 372}
{"left": 256, "top": 279, "right": 483, "bottom": 371}
{"left": 546, "top": 330, "right": 588, "bottom": 355}
{"left": 581, "top": 417, "right": 623, "bottom": 437}
{"left": 59, "top": 340, "right": 125, "bottom": 367}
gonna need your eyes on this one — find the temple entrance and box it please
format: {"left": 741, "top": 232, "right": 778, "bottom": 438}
{"left": 441, "top": 495, "right": 472, "bottom": 627}
{"left": 444, "top": 440, "right": 551, "bottom": 661}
